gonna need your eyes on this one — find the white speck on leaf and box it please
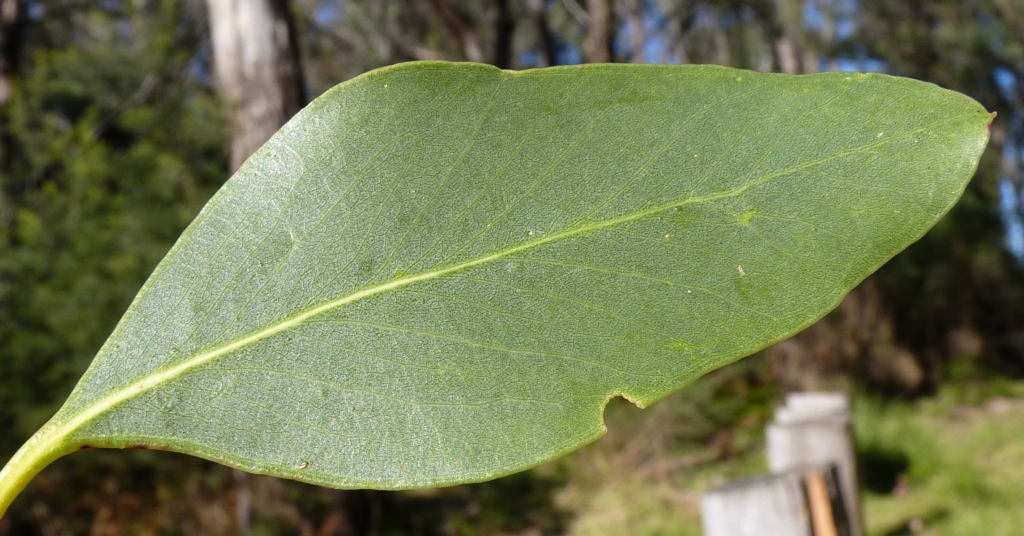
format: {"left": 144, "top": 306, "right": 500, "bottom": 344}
{"left": 737, "top": 265, "right": 746, "bottom": 277}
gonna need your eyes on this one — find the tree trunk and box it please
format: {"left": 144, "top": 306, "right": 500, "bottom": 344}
{"left": 428, "top": 0, "right": 485, "bottom": 63}
{"left": 206, "top": 0, "right": 306, "bottom": 172}
{"left": 660, "top": 0, "right": 692, "bottom": 64}
{"left": 622, "top": 0, "right": 646, "bottom": 63}
{"left": 774, "top": 35, "right": 800, "bottom": 74}
{"left": 204, "top": 1, "right": 306, "bottom": 530}
{"left": 0, "top": 0, "right": 24, "bottom": 106}
{"left": 583, "top": 0, "right": 613, "bottom": 62}
{"left": 771, "top": 0, "right": 813, "bottom": 74}
{"left": 493, "top": 0, "right": 516, "bottom": 68}
{"left": 525, "top": 0, "right": 557, "bottom": 66}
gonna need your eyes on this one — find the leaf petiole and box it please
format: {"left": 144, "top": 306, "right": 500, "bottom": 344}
{"left": 0, "top": 422, "right": 75, "bottom": 516}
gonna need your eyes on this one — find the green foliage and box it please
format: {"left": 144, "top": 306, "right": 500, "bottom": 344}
{"left": 0, "top": 61, "right": 990, "bottom": 514}
{"left": 0, "top": 2, "right": 226, "bottom": 456}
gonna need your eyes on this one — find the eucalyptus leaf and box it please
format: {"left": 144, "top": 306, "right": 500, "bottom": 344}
{"left": 0, "top": 62, "right": 991, "bottom": 512}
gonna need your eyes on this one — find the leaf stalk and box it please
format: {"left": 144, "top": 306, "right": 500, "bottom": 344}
{"left": 0, "top": 423, "right": 72, "bottom": 516}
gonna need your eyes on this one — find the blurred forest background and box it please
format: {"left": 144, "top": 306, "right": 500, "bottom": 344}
{"left": 3, "top": 0, "right": 1024, "bottom": 534}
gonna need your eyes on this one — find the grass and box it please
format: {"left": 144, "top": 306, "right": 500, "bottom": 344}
{"left": 856, "top": 381, "right": 1024, "bottom": 536}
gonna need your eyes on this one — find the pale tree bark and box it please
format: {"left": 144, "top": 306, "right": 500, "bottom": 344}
{"left": 204, "top": 1, "right": 305, "bottom": 530}
{"left": 774, "top": 35, "right": 800, "bottom": 74}
{"left": 583, "top": 0, "right": 613, "bottom": 62}
{"left": 206, "top": 0, "right": 306, "bottom": 173}
{"left": 771, "top": 0, "right": 811, "bottom": 74}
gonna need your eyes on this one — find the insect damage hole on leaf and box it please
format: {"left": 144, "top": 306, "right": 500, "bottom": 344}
{"left": 600, "top": 391, "right": 647, "bottom": 431}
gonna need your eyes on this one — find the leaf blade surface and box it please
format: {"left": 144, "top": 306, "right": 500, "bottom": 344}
{"left": 18, "top": 62, "right": 993, "bottom": 490}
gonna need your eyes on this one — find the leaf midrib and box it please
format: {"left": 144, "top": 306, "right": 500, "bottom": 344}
{"left": 51, "top": 121, "right": 945, "bottom": 448}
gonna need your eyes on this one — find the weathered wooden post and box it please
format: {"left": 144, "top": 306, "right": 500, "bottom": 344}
{"left": 700, "top": 464, "right": 851, "bottom": 536}
{"left": 700, "top": 392, "right": 861, "bottom": 536}
{"left": 766, "top": 393, "right": 862, "bottom": 536}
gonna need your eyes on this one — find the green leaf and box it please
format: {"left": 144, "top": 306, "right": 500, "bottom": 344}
{"left": 0, "top": 62, "right": 991, "bottom": 510}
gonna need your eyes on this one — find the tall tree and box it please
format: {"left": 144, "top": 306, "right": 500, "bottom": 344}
{"left": 493, "top": 0, "right": 516, "bottom": 68}
{"left": 583, "top": 0, "right": 613, "bottom": 62}
{"left": 206, "top": 0, "right": 306, "bottom": 171}
{"left": 205, "top": 0, "right": 307, "bottom": 529}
